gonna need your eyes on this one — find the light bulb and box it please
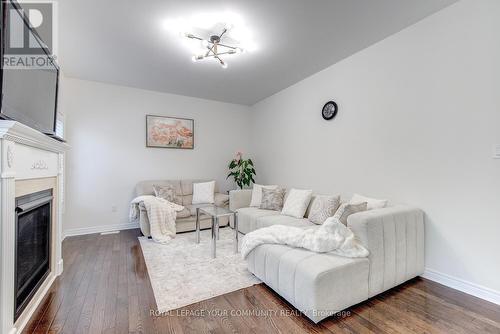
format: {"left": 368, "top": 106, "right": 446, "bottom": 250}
{"left": 220, "top": 61, "right": 228, "bottom": 69}
{"left": 235, "top": 47, "right": 245, "bottom": 54}
{"left": 192, "top": 55, "right": 204, "bottom": 62}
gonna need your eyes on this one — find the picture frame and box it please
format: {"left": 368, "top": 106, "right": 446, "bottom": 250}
{"left": 146, "top": 115, "right": 194, "bottom": 149}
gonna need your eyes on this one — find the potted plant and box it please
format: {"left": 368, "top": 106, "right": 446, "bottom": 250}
{"left": 227, "top": 151, "right": 256, "bottom": 189}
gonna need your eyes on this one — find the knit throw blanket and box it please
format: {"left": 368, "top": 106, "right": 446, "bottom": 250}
{"left": 130, "top": 195, "right": 184, "bottom": 244}
{"left": 241, "top": 217, "right": 369, "bottom": 259}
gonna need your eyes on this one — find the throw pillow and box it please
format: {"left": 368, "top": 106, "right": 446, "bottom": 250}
{"left": 281, "top": 188, "right": 313, "bottom": 219}
{"left": 260, "top": 187, "right": 286, "bottom": 211}
{"left": 153, "top": 184, "right": 175, "bottom": 202}
{"left": 192, "top": 181, "right": 215, "bottom": 204}
{"left": 350, "top": 193, "right": 388, "bottom": 210}
{"left": 308, "top": 195, "right": 341, "bottom": 225}
{"left": 250, "top": 184, "right": 278, "bottom": 207}
{"left": 333, "top": 202, "right": 368, "bottom": 225}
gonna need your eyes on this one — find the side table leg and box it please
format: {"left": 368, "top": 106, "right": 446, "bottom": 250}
{"left": 211, "top": 216, "right": 216, "bottom": 258}
{"left": 234, "top": 212, "right": 238, "bottom": 254}
{"left": 216, "top": 217, "right": 220, "bottom": 240}
{"left": 196, "top": 207, "right": 200, "bottom": 244}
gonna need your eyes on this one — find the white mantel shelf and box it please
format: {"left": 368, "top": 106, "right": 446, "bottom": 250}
{"left": 0, "top": 121, "right": 69, "bottom": 334}
{"left": 0, "top": 121, "right": 69, "bottom": 154}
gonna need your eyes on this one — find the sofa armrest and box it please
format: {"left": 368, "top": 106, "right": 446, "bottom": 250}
{"left": 214, "top": 193, "right": 229, "bottom": 207}
{"left": 229, "top": 189, "right": 252, "bottom": 211}
{"left": 347, "top": 205, "right": 425, "bottom": 297}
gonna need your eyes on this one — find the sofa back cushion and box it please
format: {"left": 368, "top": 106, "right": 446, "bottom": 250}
{"left": 192, "top": 181, "right": 216, "bottom": 204}
{"left": 136, "top": 180, "right": 182, "bottom": 197}
{"left": 135, "top": 179, "right": 219, "bottom": 206}
{"left": 333, "top": 202, "right": 368, "bottom": 225}
{"left": 152, "top": 184, "right": 177, "bottom": 203}
{"left": 181, "top": 179, "right": 219, "bottom": 196}
{"left": 260, "top": 187, "right": 286, "bottom": 211}
{"left": 307, "top": 195, "right": 341, "bottom": 224}
{"left": 281, "top": 188, "right": 313, "bottom": 218}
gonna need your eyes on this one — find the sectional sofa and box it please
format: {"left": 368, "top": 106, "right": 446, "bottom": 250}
{"left": 230, "top": 189, "right": 425, "bottom": 323}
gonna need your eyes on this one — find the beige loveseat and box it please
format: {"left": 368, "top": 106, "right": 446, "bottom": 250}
{"left": 230, "top": 189, "right": 424, "bottom": 323}
{"left": 135, "top": 179, "right": 229, "bottom": 236}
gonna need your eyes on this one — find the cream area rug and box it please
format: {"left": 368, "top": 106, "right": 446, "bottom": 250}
{"left": 139, "top": 227, "right": 261, "bottom": 312}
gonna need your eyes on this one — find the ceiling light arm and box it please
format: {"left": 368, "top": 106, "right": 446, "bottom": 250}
{"left": 219, "top": 28, "right": 228, "bottom": 39}
{"left": 216, "top": 42, "right": 238, "bottom": 50}
{"left": 205, "top": 44, "right": 216, "bottom": 57}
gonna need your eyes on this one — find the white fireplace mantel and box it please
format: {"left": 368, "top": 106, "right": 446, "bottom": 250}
{"left": 0, "top": 121, "right": 69, "bottom": 334}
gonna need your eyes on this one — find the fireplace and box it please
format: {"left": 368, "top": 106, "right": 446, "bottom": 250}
{"left": 14, "top": 189, "right": 53, "bottom": 321}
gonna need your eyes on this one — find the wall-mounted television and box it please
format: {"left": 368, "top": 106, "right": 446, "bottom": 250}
{"left": 0, "top": 0, "right": 61, "bottom": 139}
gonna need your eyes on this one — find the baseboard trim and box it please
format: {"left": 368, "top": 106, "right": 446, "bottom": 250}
{"left": 422, "top": 268, "right": 500, "bottom": 305}
{"left": 62, "top": 222, "right": 139, "bottom": 240}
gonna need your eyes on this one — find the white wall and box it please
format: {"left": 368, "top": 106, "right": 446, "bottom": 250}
{"left": 251, "top": 0, "right": 500, "bottom": 295}
{"left": 62, "top": 78, "right": 251, "bottom": 234}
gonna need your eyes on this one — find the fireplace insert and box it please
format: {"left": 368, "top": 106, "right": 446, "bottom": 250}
{"left": 14, "top": 189, "right": 52, "bottom": 321}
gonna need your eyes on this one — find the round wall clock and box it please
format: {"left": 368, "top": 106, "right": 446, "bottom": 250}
{"left": 322, "top": 101, "right": 338, "bottom": 120}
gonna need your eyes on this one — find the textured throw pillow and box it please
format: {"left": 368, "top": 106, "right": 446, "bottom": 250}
{"left": 192, "top": 181, "right": 215, "bottom": 204}
{"left": 350, "top": 193, "right": 388, "bottom": 210}
{"left": 333, "top": 202, "right": 368, "bottom": 225}
{"left": 308, "top": 195, "right": 341, "bottom": 225}
{"left": 260, "top": 188, "right": 286, "bottom": 211}
{"left": 250, "top": 184, "right": 278, "bottom": 207}
{"left": 153, "top": 184, "right": 175, "bottom": 202}
{"left": 281, "top": 189, "right": 313, "bottom": 219}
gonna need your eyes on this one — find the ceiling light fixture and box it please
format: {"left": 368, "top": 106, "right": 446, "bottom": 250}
{"left": 186, "top": 28, "right": 244, "bottom": 69}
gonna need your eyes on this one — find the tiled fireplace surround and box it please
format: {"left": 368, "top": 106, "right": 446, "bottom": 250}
{"left": 0, "top": 121, "right": 68, "bottom": 334}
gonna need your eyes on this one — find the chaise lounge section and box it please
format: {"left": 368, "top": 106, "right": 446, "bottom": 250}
{"left": 230, "top": 189, "right": 424, "bottom": 323}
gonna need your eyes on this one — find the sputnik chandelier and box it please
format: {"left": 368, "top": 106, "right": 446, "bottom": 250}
{"left": 185, "top": 28, "right": 244, "bottom": 69}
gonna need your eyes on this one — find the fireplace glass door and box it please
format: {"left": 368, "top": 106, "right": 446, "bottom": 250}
{"left": 15, "top": 189, "right": 52, "bottom": 321}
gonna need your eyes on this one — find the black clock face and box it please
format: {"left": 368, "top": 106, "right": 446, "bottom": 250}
{"left": 322, "top": 101, "right": 338, "bottom": 120}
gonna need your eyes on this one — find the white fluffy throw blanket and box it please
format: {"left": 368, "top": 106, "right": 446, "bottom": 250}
{"left": 241, "top": 217, "right": 369, "bottom": 259}
{"left": 130, "top": 195, "right": 184, "bottom": 244}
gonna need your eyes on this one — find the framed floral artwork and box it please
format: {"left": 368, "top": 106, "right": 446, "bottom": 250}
{"left": 146, "top": 115, "right": 194, "bottom": 149}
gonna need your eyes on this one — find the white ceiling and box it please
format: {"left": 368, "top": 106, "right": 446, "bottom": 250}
{"left": 59, "top": 0, "right": 457, "bottom": 105}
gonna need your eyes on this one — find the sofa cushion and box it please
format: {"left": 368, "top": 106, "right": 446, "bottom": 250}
{"left": 256, "top": 214, "right": 316, "bottom": 230}
{"left": 260, "top": 187, "right": 286, "bottom": 211}
{"left": 187, "top": 204, "right": 212, "bottom": 217}
{"left": 176, "top": 207, "right": 191, "bottom": 218}
{"left": 182, "top": 195, "right": 193, "bottom": 206}
{"left": 192, "top": 181, "right": 215, "bottom": 204}
{"left": 281, "top": 189, "right": 313, "bottom": 218}
{"left": 307, "top": 195, "right": 341, "bottom": 225}
{"left": 246, "top": 244, "right": 369, "bottom": 323}
{"left": 214, "top": 193, "right": 229, "bottom": 207}
{"left": 236, "top": 207, "right": 281, "bottom": 234}
{"left": 153, "top": 184, "right": 174, "bottom": 200}
{"left": 250, "top": 184, "right": 278, "bottom": 207}
{"left": 135, "top": 180, "right": 181, "bottom": 197}
{"left": 350, "top": 193, "right": 388, "bottom": 210}
{"left": 181, "top": 179, "right": 219, "bottom": 196}
{"left": 334, "top": 202, "right": 368, "bottom": 225}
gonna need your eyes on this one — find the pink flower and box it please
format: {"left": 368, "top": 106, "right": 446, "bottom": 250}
{"left": 235, "top": 151, "right": 243, "bottom": 161}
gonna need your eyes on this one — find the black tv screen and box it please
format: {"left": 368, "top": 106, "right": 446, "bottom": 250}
{"left": 0, "top": 0, "right": 59, "bottom": 136}
{"left": 1, "top": 67, "right": 58, "bottom": 135}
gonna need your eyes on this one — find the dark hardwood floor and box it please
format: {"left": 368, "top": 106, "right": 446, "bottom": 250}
{"left": 23, "top": 229, "right": 500, "bottom": 334}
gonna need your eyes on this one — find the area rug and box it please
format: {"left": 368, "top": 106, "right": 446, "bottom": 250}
{"left": 139, "top": 227, "right": 261, "bottom": 312}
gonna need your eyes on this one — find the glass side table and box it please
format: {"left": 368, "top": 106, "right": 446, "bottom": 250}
{"left": 195, "top": 206, "right": 238, "bottom": 258}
